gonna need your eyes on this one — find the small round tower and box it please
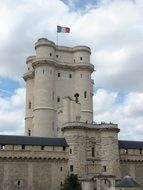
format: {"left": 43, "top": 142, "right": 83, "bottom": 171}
{"left": 73, "top": 46, "right": 94, "bottom": 123}
{"left": 23, "top": 56, "right": 35, "bottom": 136}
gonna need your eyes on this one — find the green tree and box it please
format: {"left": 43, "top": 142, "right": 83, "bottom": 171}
{"left": 62, "top": 174, "right": 82, "bottom": 190}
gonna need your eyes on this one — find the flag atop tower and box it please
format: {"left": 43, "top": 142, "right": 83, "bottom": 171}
{"left": 57, "top": 25, "right": 70, "bottom": 33}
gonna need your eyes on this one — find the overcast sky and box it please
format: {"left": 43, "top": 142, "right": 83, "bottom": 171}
{"left": 0, "top": 0, "right": 143, "bottom": 140}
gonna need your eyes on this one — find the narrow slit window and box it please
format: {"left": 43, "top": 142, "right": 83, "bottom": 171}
{"left": 92, "top": 147, "right": 95, "bottom": 157}
{"left": 70, "top": 149, "right": 72, "bottom": 154}
{"left": 81, "top": 74, "right": 82, "bottom": 78}
{"left": 69, "top": 74, "right": 72, "bottom": 78}
{"left": 17, "top": 180, "right": 21, "bottom": 186}
{"left": 58, "top": 73, "right": 60, "bottom": 77}
{"left": 70, "top": 165, "right": 73, "bottom": 172}
{"left": 60, "top": 167, "right": 63, "bottom": 171}
{"left": 28, "top": 101, "right": 31, "bottom": 109}
{"left": 28, "top": 129, "right": 31, "bottom": 136}
{"left": 57, "top": 97, "right": 60, "bottom": 102}
{"left": 84, "top": 91, "right": 87, "bottom": 99}
{"left": 74, "top": 59, "right": 75, "bottom": 63}
{"left": 50, "top": 53, "right": 52, "bottom": 56}
{"left": 43, "top": 69, "right": 44, "bottom": 74}
{"left": 80, "top": 57, "right": 83, "bottom": 60}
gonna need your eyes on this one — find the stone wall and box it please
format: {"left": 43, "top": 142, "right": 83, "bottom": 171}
{"left": 0, "top": 145, "right": 68, "bottom": 190}
{"left": 120, "top": 148, "right": 143, "bottom": 187}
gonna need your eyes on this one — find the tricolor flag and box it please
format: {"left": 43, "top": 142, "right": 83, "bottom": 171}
{"left": 57, "top": 25, "right": 70, "bottom": 33}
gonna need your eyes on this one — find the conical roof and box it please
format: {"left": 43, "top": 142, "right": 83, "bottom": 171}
{"left": 116, "top": 176, "right": 142, "bottom": 188}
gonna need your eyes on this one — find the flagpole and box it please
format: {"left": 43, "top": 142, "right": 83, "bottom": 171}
{"left": 56, "top": 31, "right": 58, "bottom": 46}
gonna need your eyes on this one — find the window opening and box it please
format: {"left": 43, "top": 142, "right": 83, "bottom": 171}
{"left": 41, "top": 146, "right": 45, "bottom": 150}
{"left": 70, "top": 149, "right": 72, "bottom": 154}
{"left": 28, "top": 129, "right": 31, "bottom": 136}
{"left": 50, "top": 53, "right": 52, "bottom": 56}
{"left": 60, "top": 167, "right": 63, "bottom": 171}
{"left": 1, "top": 144, "right": 5, "bottom": 150}
{"left": 103, "top": 166, "right": 107, "bottom": 172}
{"left": 63, "top": 146, "right": 66, "bottom": 151}
{"left": 80, "top": 57, "right": 83, "bottom": 60}
{"left": 140, "top": 149, "right": 142, "bottom": 154}
{"left": 28, "top": 101, "right": 31, "bottom": 109}
{"left": 92, "top": 147, "right": 95, "bottom": 157}
{"left": 70, "top": 165, "right": 74, "bottom": 172}
{"left": 43, "top": 69, "right": 44, "bottom": 74}
{"left": 84, "top": 91, "right": 87, "bottom": 98}
{"left": 81, "top": 74, "right": 82, "bottom": 78}
{"left": 17, "top": 180, "right": 21, "bottom": 186}
{"left": 74, "top": 59, "right": 75, "bottom": 63}
{"left": 57, "top": 97, "right": 60, "bottom": 102}
{"left": 125, "top": 148, "right": 128, "bottom": 154}
{"left": 61, "top": 181, "right": 63, "bottom": 186}
{"left": 22, "top": 145, "right": 25, "bottom": 150}
{"left": 69, "top": 74, "right": 72, "bottom": 78}
{"left": 56, "top": 55, "right": 59, "bottom": 58}
{"left": 58, "top": 73, "right": 60, "bottom": 77}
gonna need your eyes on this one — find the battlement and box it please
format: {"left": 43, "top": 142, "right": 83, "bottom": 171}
{"left": 62, "top": 121, "right": 119, "bottom": 132}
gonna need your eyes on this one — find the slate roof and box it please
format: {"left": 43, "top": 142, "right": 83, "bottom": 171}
{"left": 119, "top": 140, "right": 143, "bottom": 149}
{"left": 116, "top": 176, "right": 142, "bottom": 187}
{"left": 0, "top": 135, "right": 68, "bottom": 147}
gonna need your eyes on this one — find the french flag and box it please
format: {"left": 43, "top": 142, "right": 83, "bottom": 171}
{"left": 57, "top": 25, "right": 70, "bottom": 33}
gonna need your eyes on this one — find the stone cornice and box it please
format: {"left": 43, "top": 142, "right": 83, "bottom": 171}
{"left": 23, "top": 71, "right": 34, "bottom": 81}
{"left": 32, "top": 58, "right": 94, "bottom": 72}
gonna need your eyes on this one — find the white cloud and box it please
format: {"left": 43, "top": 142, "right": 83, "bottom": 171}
{"left": 0, "top": 0, "right": 143, "bottom": 140}
{"left": 0, "top": 88, "right": 25, "bottom": 135}
{"left": 93, "top": 89, "right": 143, "bottom": 140}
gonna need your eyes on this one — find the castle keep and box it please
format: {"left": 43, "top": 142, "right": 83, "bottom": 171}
{"left": 0, "top": 38, "right": 143, "bottom": 190}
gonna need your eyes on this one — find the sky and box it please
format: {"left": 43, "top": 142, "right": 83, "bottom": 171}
{"left": 0, "top": 0, "right": 143, "bottom": 140}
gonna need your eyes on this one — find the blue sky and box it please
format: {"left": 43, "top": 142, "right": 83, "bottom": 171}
{"left": 0, "top": 0, "right": 143, "bottom": 140}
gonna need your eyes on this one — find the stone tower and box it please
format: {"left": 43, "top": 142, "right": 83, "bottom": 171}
{"left": 23, "top": 38, "right": 94, "bottom": 137}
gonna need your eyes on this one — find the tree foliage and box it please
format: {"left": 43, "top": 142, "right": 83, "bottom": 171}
{"left": 62, "top": 174, "right": 82, "bottom": 190}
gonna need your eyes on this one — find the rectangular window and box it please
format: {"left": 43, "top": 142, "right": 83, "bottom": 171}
{"left": 58, "top": 73, "right": 60, "bottom": 77}
{"left": 22, "top": 145, "right": 25, "bottom": 150}
{"left": 69, "top": 74, "right": 72, "bottom": 78}
{"left": 57, "top": 97, "right": 60, "bottom": 102}
{"left": 80, "top": 57, "right": 83, "bottom": 60}
{"left": 63, "top": 146, "right": 66, "bottom": 151}
{"left": 70, "top": 165, "right": 74, "bottom": 172}
{"left": 41, "top": 146, "right": 45, "bottom": 150}
{"left": 103, "top": 166, "right": 107, "bottom": 172}
{"left": 60, "top": 167, "right": 63, "bottom": 171}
